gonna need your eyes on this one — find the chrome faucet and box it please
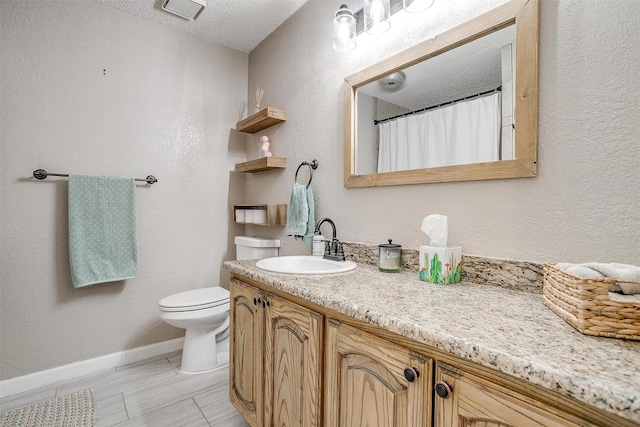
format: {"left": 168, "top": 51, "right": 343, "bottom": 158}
{"left": 314, "top": 218, "right": 346, "bottom": 261}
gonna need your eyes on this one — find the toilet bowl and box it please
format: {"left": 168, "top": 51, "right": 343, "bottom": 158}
{"left": 158, "top": 236, "right": 280, "bottom": 374}
{"left": 159, "top": 287, "right": 230, "bottom": 374}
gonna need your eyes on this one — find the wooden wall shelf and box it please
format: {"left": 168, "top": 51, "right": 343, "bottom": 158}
{"left": 236, "top": 107, "right": 287, "bottom": 134}
{"left": 233, "top": 204, "right": 287, "bottom": 226}
{"left": 235, "top": 157, "right": 286, "bottom": 173}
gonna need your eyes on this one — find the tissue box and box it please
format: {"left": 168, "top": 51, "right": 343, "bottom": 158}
{"left": 419, "top": 246, "right": 462, "bottom": 284}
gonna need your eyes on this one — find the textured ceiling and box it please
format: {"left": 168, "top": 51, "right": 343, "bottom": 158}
{"left": 93, "top": 0, "right": 309, "bottom": 53}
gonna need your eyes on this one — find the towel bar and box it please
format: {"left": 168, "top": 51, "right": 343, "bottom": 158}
{"left": 33, "top": 169, "right": 157, "bottom": 184}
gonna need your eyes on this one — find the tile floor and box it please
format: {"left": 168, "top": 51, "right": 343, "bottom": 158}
{"left": 0, "top": 351, "right": 249, "bottom": 426}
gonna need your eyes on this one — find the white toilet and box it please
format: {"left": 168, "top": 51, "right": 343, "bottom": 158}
{"left": 158, "top": 236, "right": 280, "bottom": 374}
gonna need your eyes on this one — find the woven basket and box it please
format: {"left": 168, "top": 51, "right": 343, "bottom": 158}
{"left": 542, "top": 263, "right": 640, "bottom": 340}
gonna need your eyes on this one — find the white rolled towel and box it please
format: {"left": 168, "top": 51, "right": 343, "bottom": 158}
{"left": 586, "top": 263, "right": 640, "bottom": 295}
{"left": 566, "top": 266, "right": 606, "bottom": 279}
{"left": 555, "top": 263, "right": 618, "bottom": 292}
{"left": 618, "top": 282, "right": 640, "bottom": 295}
{"left": 555, "top": 263, "right": 605, "bottom": 278}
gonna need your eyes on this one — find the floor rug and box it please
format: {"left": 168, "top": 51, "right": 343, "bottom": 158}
{"left": 0, "top": 389, "right": 94, "bottom": 427}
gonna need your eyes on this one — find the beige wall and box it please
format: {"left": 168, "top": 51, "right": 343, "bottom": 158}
{"left": 0, "top": 1, "right": 247, "bottom": 379}
{"left": 244, "top": 0, "right": 639, "bottom": 264}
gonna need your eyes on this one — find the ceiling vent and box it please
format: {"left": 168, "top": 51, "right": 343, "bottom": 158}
{"left": 161, "top": 0, "right": 207, "bottom": 20}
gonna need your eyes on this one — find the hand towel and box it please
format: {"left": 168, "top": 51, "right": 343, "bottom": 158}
{"left": 555, "top": 263, "right": 605, "bottom": 279}
{"left": 586, "top": 262, "right": 640, "bottom": 295}
{"left": 302, "top": 185, "right": 315, "bottom": 246}
{"left": 557, "top": 262, "right": 640, "bottom": 295}
{"left": 556, "top": 262, "right": 621, "bottom": 292}
{"left": 68, "top": 175, "right": 138, "bottom": 288}
{"left": 285, "top": 183, "right": 315, "bottom": 246}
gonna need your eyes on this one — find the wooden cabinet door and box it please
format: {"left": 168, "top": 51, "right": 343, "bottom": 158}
{"left": 434, "top": 363, "right": 587, "bottom": 427}
{"left": 263, "top": 293, "right": 323, "bottom": 427}
{"left": 229, "top": 280, "right": 264, "bottom": 427}
{"left": 324, "top": 320, "right": 432, "bottom": 427}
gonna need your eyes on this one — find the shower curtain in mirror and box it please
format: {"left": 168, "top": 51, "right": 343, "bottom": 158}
{"left": 377, "top": 93, "right": 501, "bottom": 173}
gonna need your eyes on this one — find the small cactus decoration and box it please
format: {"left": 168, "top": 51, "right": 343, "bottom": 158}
{"left": 451, "top": 253, "right": 462, "bottom": 283}
{"left": 419, "top": 248, "right": 462, "bottom": 284}
{"left": 430, "top": 252, "right": 443, "bottom": 283}
{"left": 419, "top": 253, "right": 429, "bottom": 281}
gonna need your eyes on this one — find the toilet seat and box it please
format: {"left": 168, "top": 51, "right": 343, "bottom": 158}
{"left": 159, "top": 287, "right": 230, "bottom": 312}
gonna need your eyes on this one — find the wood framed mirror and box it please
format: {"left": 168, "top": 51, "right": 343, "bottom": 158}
{"left": 343, "top": 0, "right": 539, "bottom": 188}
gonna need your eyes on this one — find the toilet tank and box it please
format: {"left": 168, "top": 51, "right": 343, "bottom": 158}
{"left": 234, "top": 236, "right": 280, "bottom": 260}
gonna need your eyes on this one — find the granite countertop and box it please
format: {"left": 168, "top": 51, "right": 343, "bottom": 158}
{"left": 223, "top": 259, "right": 640, "bottom": 424}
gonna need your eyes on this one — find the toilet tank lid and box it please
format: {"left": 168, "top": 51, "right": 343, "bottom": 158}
{"left": 235, "top": 236, "right": 281, "bottom": 248}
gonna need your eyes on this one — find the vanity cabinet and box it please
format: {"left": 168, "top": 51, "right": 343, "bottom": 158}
{"left": 229, "top": 279, "right": 323, "bottom": 427}
{"left": 324, "top": 320, "right": 433, "bottom": 427}
{"left": 228, "top": 274, "right": 632, "bottom": 427}
{"left": 434, "top": 362, "right": 590, "bottom": 427}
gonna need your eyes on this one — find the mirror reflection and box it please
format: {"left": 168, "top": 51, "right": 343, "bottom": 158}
{"left": 344, "top": 0, "right": 539, "bottom": 188}
{"left": 356, "top": 25, "right": 515, "bottom": 174}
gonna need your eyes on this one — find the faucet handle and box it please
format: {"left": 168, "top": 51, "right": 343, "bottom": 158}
{"left": 337, "top": 242, "right": 345, "bottom": 257}
{"left": 330, "top": 238, "right": 339, "bottom": 256}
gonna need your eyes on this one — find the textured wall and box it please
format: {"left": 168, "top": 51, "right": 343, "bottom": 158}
{"left": 0, "top": 1, "right": 248, "bottom": 379}
{"left": 244, "top": 0, "right": 639, "bottom": 264}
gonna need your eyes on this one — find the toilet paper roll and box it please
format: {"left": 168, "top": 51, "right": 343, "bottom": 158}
{"left": 235, "top": 209, "right": 246, "bottom": 223}
{"left": 253, "top": 210, "right": 267, "bottom": 224}
{"left": 245, "top": 210, "right": 254, "bottom": 223}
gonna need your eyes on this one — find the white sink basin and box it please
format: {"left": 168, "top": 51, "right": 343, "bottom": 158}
{"left": 256, "top": 256, "right": 357, "bottom": 275}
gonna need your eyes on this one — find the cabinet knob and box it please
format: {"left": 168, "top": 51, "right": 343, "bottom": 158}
{"left": 403, "top": 367, "right": 420, "bottom": 383}
{"left": 262, "top": 300, "right": 266, "bottom": 308}
{"left": 435, "top": 381, "right": 453, "bottom": 399}
{"left": 253, "top": 297, "right": 258, "bottom": 306}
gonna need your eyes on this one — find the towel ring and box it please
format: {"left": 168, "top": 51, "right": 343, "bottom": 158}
{"left": 295, "top": 159, "right": 318, "bottom": 188}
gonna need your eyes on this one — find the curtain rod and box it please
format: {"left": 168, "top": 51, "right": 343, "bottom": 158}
{"left": 32, "top": 169, "right": 158, "bottom": 184}
{"left": 374, "top": 86, "right": 502, "bottom": 126}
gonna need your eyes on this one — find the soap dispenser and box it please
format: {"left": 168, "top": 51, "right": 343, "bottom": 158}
{"left": 312, "top": 232, "right": 325, "bottom": 256}
{"left": 378, "top": 239, "right": 402, "bottom": 272}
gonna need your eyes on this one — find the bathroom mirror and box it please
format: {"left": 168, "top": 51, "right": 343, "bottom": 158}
{"left": 343, "top": 0, "right": 539, "bottom": 187}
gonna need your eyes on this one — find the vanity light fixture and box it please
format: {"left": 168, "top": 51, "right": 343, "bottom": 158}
{"left": 336, "top": 0, "right": 435, "bottom": 51}
{"left": 402, "top": 0, "right": 434, "bottom": 13}
{"left": 333, "top": 4, "right": 357, "bottom": 52}
{"left": 161, "top": 0, "right": 206, "bottom": 20}
{"left": 364, "top": 0, "right": 391, "bottom": 34}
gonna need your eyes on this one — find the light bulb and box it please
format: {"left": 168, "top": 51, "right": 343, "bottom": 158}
{"left": 335, "top": 17, "right": 351, "bottom": 51}
{"left": 403, "top": 0, "right": 434, "bottom": 13}
{"left": 333, "top": 4, "right": 356, "bottom": 52}
{"left": 364, "top": 0, "right": 390, "bottom": 34}
{"left": 370, "top": 0, "right": 384, "bottom": 24}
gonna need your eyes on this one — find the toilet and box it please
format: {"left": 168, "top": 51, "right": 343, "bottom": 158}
{"left": 158, "top": 236, "right": 280, "bottom": 373}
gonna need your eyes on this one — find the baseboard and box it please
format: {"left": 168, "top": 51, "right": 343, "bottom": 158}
{"left": 0, "top": 338, "right": 185, "bottom": 398}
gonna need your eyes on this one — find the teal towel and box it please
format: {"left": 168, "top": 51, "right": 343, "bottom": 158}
{"left": 302, "top": 185, "right": 315, "bottom": 246}
{"left": 285, "top": 183, "right": 315, "bottom": 246}
{"left": 68, "top": 175, "right": 138, "bottom": 288}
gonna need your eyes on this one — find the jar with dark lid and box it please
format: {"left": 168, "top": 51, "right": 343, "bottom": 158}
{"left": 378, "top": 239, "right": 402, "bottom": 272}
